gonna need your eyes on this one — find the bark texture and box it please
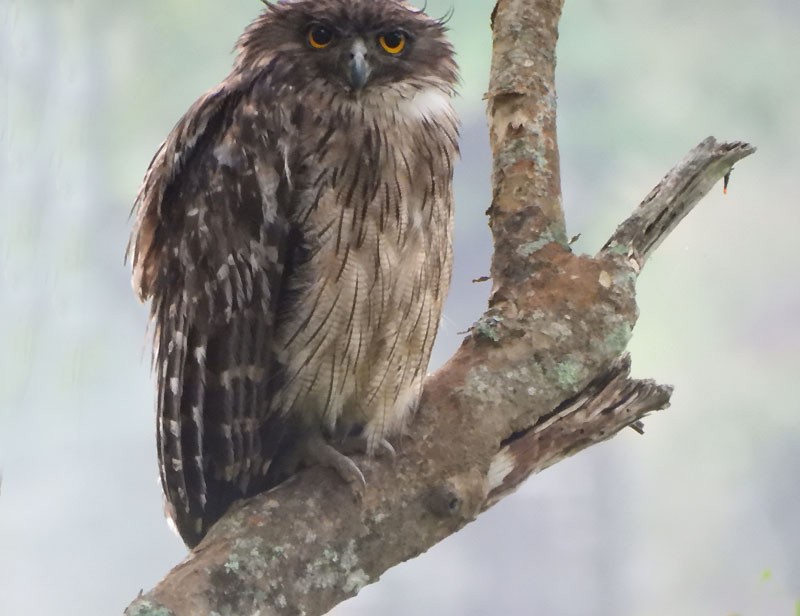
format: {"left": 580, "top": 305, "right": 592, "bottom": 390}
{"left": 126, "top": 0, "right": 755, "bottom": 614}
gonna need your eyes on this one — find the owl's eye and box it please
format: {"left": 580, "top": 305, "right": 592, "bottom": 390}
{"left": 378, "top": 31, "right": 407, "bottom": 55}
{"left": 308, "top": 25, "right": 334, "bottom": 49}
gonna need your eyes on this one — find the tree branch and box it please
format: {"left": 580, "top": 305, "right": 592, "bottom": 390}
{"left": 601, "top": 137, "right": 756, "bottom": 271}
{"left": 126, "top": 0, "right": 755, "bottom": 614}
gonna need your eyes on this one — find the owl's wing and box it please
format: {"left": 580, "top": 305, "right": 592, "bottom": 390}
{"left": 129, "top": 76, "right": 291, "bottom": 547}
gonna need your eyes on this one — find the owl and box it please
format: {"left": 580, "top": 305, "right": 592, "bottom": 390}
{"left": 128, "top": 0, "right": 459, "bottom": 548}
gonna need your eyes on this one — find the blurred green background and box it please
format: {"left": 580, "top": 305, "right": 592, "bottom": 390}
{"left": 1, "top": 0, "right": 798, "bottom": 614}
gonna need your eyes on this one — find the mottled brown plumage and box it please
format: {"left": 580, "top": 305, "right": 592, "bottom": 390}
{"left": 128, "top": 0, "right": 459, "bottom": 547}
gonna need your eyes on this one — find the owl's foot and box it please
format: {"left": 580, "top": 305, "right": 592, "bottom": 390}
{"left": 299, "top": 436, "right": 366, "bottom": 499}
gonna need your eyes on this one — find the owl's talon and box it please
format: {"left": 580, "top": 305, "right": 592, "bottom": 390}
{"left": 300, "top": 437, "right": 366, "bottom": 500}
{"left": 377, "top": 438, "right": 397, "bottom": 460}
{"left": 338, "top": 435, "right": 396, "bottom": 459}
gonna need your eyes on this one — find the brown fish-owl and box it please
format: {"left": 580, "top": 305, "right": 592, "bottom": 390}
{"left": 128, "top": 0, "right": 459, "bottom": 548}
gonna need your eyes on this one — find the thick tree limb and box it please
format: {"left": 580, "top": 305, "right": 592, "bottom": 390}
{"left": 126, "top": 0, "right": 755, "bottom": 614}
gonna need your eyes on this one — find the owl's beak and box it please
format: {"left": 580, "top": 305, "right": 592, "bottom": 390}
{"left": 347, "top": 39, "right": 371, "bottom": 91}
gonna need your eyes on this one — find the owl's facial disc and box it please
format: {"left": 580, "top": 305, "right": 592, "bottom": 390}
{"left": 347, "top": 38, "right": 371, "bottom": 91}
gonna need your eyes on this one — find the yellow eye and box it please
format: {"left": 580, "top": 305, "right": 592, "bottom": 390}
{"left": 308, "top": 25, "right": 333, "bottom": 49}
{"left": 379, "top": 31, "right": 407, "bottom": 55}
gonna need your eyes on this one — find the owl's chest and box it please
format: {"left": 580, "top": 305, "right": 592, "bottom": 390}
{"left": 291, "top": 121, "right": 450, "bottom": 261}
{"left": 271, "top": 115, "right": 454, "bottom": 425}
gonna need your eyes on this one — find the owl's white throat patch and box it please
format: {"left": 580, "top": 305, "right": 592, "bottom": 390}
{"left": 396, "top": 87, "right": 453, "bottom": 123}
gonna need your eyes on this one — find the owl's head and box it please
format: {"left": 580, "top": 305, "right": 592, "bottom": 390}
{"left": 236, "top": 0, "right": 457, "bottom": 96}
